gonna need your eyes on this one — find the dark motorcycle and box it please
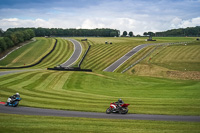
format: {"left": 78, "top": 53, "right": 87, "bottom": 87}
{"left": 106, "top": 102, "right": 130, "bottom": 114}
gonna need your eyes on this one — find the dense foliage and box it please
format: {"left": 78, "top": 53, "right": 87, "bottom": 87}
{"left": 7, "top": 28, "right": 120, "bottom": 37}
{"left": 144, "top": 26, "right": 200, "bottom": 37}
{"left": 128, "top": 31, "right": 134, "bottom": 37}
{"left": 0, "top": 29, "right": 35, "bottom": 53}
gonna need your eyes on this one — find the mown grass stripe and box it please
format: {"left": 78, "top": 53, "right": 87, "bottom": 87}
{"left": 0, "top": 71, "right": 39, "bottom": 86}
{"left": 84, "top": 46, "right": 118, "bottom": 67}
{"left": 34, "top": 71, "right": 65, "bottom": 90}
{"left": 34, "top": 38, "right": 74, "bottom": 68}
{"left": 87, "top": 46, "right": 131, "bottom": 70}
{"left": 9, "top": 72, "right": 49, "bottom": 89}
{"left": 35, "top": 41, "right": 63, "bottom": 67}
{"left": 0, "top": 38, "right": 55, "bottom": 67}
{"left": 0, "top": 71, "right": 33, "bottom": 82}
{"left": 49, "top": 71, "right": 72, "bottom": 90}
{"left": 23, "top": 72, "right": 54, "bottom": 90}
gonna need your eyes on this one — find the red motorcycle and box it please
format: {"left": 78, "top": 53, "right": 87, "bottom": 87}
{"left": 106, "top": 102, "right": 130, "bottom": 114}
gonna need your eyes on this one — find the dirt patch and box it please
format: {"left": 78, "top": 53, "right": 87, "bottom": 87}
{"left": 130, "top": 64, "right": 168, "bottom": 78}
{"left": 167, "top": 71, "right": 200, "bottom": 80}
{"left": 129, "top": 64, "right": 200, "bottom": 80}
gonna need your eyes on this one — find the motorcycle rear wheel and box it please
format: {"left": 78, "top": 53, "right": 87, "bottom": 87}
{"left": 12, "top": 101, "right": 19, "bottom": 107}
{"left": 119, "top": 108, "right": 128, "bottom": 114}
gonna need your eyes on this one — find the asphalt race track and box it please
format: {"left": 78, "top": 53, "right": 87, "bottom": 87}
{"left": 60, "top": 39, "right": 82, "bottom": 67}
{"left": 104, "top": 43, "right": 157, "bottom": 72}
{"left": 0, "top": 105, "right": 200, "bottom": 122}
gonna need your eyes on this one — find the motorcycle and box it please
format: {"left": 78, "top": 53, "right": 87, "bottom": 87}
{"left": 5, "top": 97, "right": 22, "bottom": 107}
{"left": 106, "top": 102, "right": 130, "bottom": 114}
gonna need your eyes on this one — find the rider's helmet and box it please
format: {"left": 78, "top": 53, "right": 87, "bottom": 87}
{"left": 118, "top": 98, "right": 122, "bottom": 103}
{"left": 16, "top": 93, "right": 20, "bottom": 96}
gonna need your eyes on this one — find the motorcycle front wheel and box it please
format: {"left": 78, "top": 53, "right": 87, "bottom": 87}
{"left": 106, "top": 108, "right": 112, "bottom": 114}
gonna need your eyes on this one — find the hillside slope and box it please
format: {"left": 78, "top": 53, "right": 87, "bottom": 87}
{"left": 126, "top": 41, "right": 200, "bottom": 80}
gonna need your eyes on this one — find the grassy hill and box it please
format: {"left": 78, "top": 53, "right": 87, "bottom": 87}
{"left": 32, "top": 38, "right": 74, "bottom": 68}
{"left": 125, "top": 41, "right": 200, "bottom": 79}
{"left": 80, "top": 37, "right": 195, "bottom": 71}
{"left": 0, "top": 37, "right": 199, "bottom": 116}
{"left": 0, "top": 37, "right": 55, "bottom": 67}
{"left": 0, "top": 37, "right": 75, "bottom": 68}
{"left": 0, "top": 36, "right": 199, "bottom": 132}
{"left": 0, "top": 70, "right": 199, "bottom": 116}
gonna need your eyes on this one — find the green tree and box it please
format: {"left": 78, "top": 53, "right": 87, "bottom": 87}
{"left": 4, "top": 31, "right": 13, "bottom": 38}
{"left": 143, "top": 32, "right": 148, "bottom": 36}
{"left": 10, "top": 33, "right": 19, "bottom": 45}
{"left": 129, "top": 31, "right": 133, "bottom": 37}
{"left": 123, "top": 31, "right": 127, "bottom": 36}
{"left": 110, "top": 31, "right": 118, "bottom": 37}
{"left": 4, "top": 37, "right": 14, "bottom": 48}
{"left": 15, "top": 31, "right": 24, "bottom": 43}
{"left": 27, "top": 29, "right": 35, "bottom": 38}
{"left": 22, "top": 30, "right": 30, "bottom": 40}
{"left": 0, "top": 38, "right": 7, "bottom": 51}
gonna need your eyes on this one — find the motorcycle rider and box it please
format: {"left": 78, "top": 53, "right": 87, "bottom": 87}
{"left": 5, "top": 93, "right": 20, "bottom": 106}
{"left": 114, "top": 98, "right": 124, "bottom": 109}
{"left": 13, "top": 93, "right": 20, "bottom": 99}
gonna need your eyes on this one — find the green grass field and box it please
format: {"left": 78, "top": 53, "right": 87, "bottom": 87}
{"left": 125, "top": 41, "right": 200, "bottom": 79}
{"left": 0, "top": 70, "right": 199, "bottom": 116}
{"left": 145, "top": 41, "right": 200, "bottom": 71}
{"left": 0, "top": 113, "right": 199, "bottom": 133}
{"left": 0, "top": 37, "right": 199, "bottom": 115}
{"left": 80, "top": 37, "right": 196, "bottom": 71}
{"left": 0, "top": 37, "right": 199, "bottom": 132}
{"left": 0, "top": 37, "right": 75, "bottom": 68}
{"left": 32, "top": 38, "right": 74, "bottom": 68}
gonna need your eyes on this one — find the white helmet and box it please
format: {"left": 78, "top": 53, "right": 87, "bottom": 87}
{"left": 16, "top": 93, "right": 19, "bottom": 96}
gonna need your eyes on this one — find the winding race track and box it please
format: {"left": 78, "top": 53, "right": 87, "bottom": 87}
{"left": 0, "top": 105, "right": 200, "bottom": 122}
{"left": 60, "top": 39, "right": 82, "bottom": 67}
{"left": 1, "top": 40, "right": 199, "bottom": 122}
{"left": 104, "top": 43, "right": 157, "bottom": 72}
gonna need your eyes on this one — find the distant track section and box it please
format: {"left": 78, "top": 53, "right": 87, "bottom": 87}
{"left": 104, "top": 43, "right": 155, "bottom": 72}
{"left": 60, "top": 39, "right": 82, "bottom": 67}
{"left": 104, "top": 41, "right": 193, "bottom": 72}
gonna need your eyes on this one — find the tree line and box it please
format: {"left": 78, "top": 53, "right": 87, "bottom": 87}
{"left": 6, "top": 28, "right": 120, "bottom": 37}
{"left": 143, "top": 26, "right": 200, "bottom": 37}
{"left": 0, "top": 29, "right": 35, "bottom": 53}
{"left": 0, "top": 27, "right": 120, "bottom": 53}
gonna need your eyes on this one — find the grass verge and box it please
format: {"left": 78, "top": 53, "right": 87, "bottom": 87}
{"left": 0, "top": 113, "right": 199, "bottom": 133}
